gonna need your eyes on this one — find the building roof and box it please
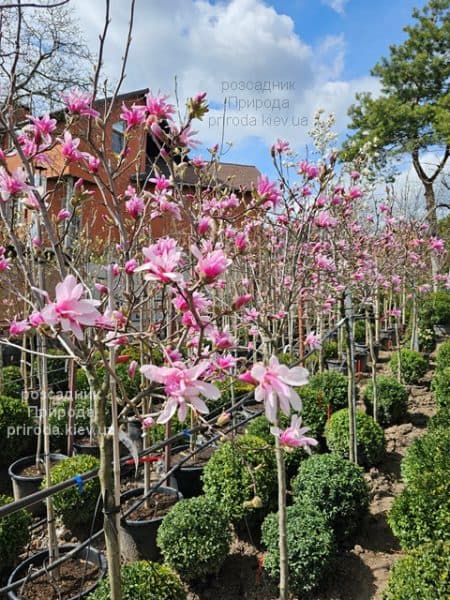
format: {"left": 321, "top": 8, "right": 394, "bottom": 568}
{"left": 139, "top": 161, "right": 261, "bottom": 192}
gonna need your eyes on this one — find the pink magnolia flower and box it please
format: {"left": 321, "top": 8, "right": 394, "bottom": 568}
{"left": 348, "top": 186, "right": 362, "bottom": 199}
{"left": 83, "top": 153, "right": 100, "bottom": 173}
{"left": 146, "top": 92, "right": 175, "bottom": 121}
{"left": 57, "top": 209, "right": 71, "bottom": 221}
{"left": 233, "top": 294, "right": 252, "bottom": 310}
{"left": 95, "top": 283, "right": 108, "bottom": 295}
{"left": 215, "top": 354, "right": 236, "bottom": 370}
{"left": 256, "top": 175, "right": 281, "bottom": 208}
{"left": 140, "top": 362, "right": 220, "bottom": 423}
{"left": 314, "top": 211, "right": 337, "bottom": 228}
{"left": 61, "top": 89, "right": 100, "bottom": 118}
{"left": 120, "top": 102, "right": 147, "bottom": 130}
{"left": 271, "top": 414, "right": 318, "bottom": 453}
{"left": 251, "top": 356, "right": 309, "bottom": 423}
{"left": 142, "top": 416, "right": 155, "bottom": 429}
{"left": 59, "top": 131, "right": 82, "bottom": 162}
{"left": 192, "top": 246, "right": 231, "bottom": 282}
{"left": 128, "top": 360, "right": 138, "bottom": 379}
{"left": 125, "top": 259, "right": 138, "bottom": 274}
{"left": 211, "top": 329, "right": 235, "bottom": 350}
{"left": 125, "top": 195, "right": 145, "bottom": 218}
{"left": 0, "top": 257, "right": 10, "bottom": 271}
{"left": 198, "top": 216, "right": 211, "bottom": 235}
{"left": 29, "top": 312, "right": 45, "bottom": 327}
{"left": 39, "top": 274, "right": 102, "bottom": 340}
{"left": 9, "top": 318, "right": 31, "bottom": 336}
{"left": 305, "top": 331, "right": 321, "bottom": 350}
{"left": 271, "top": 139, "right": 290, "bottom": 154}
{"left": 137, "top": 237, "right": 183, "bottom": 283}
{"left": 0, "top": 167, "right": 30, "bottom": 201}
{"left": 430, "top": 238, "right": 445, "bottom": 252}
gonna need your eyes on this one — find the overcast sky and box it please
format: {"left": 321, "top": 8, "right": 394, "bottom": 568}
{"left": 70, "top": 0, "right": 447, "bottom": 196}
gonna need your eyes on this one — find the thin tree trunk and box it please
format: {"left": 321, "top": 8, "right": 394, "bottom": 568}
{"left": 366, "top": 308, "right": 378, "bottom": 423}
{"left": 275, "top": 430, "right": 288, "bottom": 600}
{"left": 344, "top": 292, "right": 357, "bottom": 464}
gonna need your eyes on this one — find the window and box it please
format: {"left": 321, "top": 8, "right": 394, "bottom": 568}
{"left": 112, "top": 121, "right": 125, "bottom": 154}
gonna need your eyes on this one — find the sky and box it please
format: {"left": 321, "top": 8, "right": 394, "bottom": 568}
{"left": 71, "top": 0, "right": 440, "bottom": 188}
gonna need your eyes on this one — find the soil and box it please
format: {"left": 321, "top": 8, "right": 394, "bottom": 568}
{"left": 74, "top": 437, "right": 98, "bottom": 447}
{"left": 122, "top": 491, "right": 178, "bottom": 521}
{"left": 186, "top": 348, "right": 438, "bottom": 600}
{"left": 173, "top": 446, "right": 215, "bottom": 468}
{"left": 19, "top": 461, "right": 61, "bottom": 478}
{"left": 19, "top": 557, "right": 100, "bottom": 600}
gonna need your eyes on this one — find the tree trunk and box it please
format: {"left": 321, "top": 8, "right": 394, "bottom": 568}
{"left": 344, "top": 293, "right": 357, "bottom": 464}
{"left": 366, "top": 308, "right": 378, "bottom": 424}
{"left": 275, "top": 431, "right": 288, "bottom": 600}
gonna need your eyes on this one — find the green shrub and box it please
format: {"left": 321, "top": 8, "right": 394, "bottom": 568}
{"left": 296, "top": 371, "right": 350, "bottom": 439}
{"left": 363, "top": 376, "right": 408, "bottom": 427}
{"left": 202, "top": 434, "right": 277, "bottom": 521}
{"left": 401, "top": 427, "right": 450, "bottom": 488}
{"left": 1, "top": 366, "right": 23, "bottom": 398}
{"left": 388, "top": 467, "right": 450, "bottom": 548}
{"left": 0, "top": 494, "right": 32, "bottom": 569}
{"left": 382, "top": 541, "right": 450, "bottom": 600}
{"left": 322, "top": 340, "right": 338, "bottom": 361}
{"left": 87, "top": 561, "right": 186, "bottom": 600}
{"left": 291, "top": 453, "right": 369, "bottom": 544}
{"left": 390, "top": 350, "right": 428, "bottom": 385}
{"left": 45, "top": 454, "right": 100, "bottom": 532}
{"left": 431, "top": 366, "right": 450, "bottom": 410}
{"left": 214, "top": 378, "right": 254, "bottom": 411}
{"left": 33, "top": 349, "right": 68, "bottom": 392}
{"left": 261, "top": 498, "right": 335, "bottom": 595}
{"left": 49, "top": 395, "right": 93, "bottom": 441}
{"left": 435, "top": 340, "right": 450, "bottom": 373}
{"left": 325, "top": 409, "right": 386, "bottom": 468}
{"left": 0, "top": 395, "right": 34, "bottom": 465}
{"left": 354, "top": 320, "right": 366, "bottom": 344}
{"left": 157, "top": 495, "right": 231, "bottom": 581}
{"left": 428, "top": 407, "right": 450, "bottom": 431}
{"left": 245, "top": 414, "right": 312, "bottom": 478}
{"left": 418, "top": 291, "right": 450, "bottom": 327}
{"left": 76, "top": 362, "right": 140, "bottom": 399}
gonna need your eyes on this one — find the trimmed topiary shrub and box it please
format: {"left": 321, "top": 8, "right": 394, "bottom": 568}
{"left": 202, "top": 434, "right": 277, "bottom": 521}
{"left": 0, "top": 494, "right": 32, "bottom": 569}
{"left": 428, "top": 407, "right": 450, "bottom": 431}
{"left": 87, "top": 560, "right": 186, "bottom": 600}
{"left": 0, "top": 395, "right": 34, "bottom": 465}
{"left": 431, "top": 366, "right": 450, "bottom": 410}
{"left": 45, "top": 454, "right": 100, "bottom": 532}
{"left": 382, "top": 541, "right": 450, "bottom": 600}
{"left": 389, "top": 483, "right": 450, "bottom": 549}
{"left": 401, "top": 427, "right": 450, "bottom": 488}
{"left": 363, "top": 376, "right": 408, "bottom": 427}
{"left": 291, "top": 453, "right": 369, "bottom": 544}
{"left": 76, "top": 362, "right": 140, "bottom": 399}
{"left": 388, "top": 427, "right": 450, "bottom": 549}
{"left": 325, "top": 409, "right": 386, "bottom": 468}
{"left": 1, "top": 366, "right": 24, "bottom": 399}
{"left": 261, "top": 498, "right": 336, "bottom": 595}
{"left": 418, "top": 291, "right": 450, "bottom": 328}
{"left": 390, "top": 349, "right": 428, "bottom": 385}
{"left": 435, "top": 340, "right": 450, "bottom": 373}
{"left": 157, "top": 496, "right": 231, "bottom": 581}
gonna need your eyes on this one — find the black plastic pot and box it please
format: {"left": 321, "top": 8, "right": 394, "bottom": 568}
{"left": 171, "top": 444, "right": 215, "bottom": 498}
{"left": 326, "top": 359, "right": 347, "bottom": 375}
{"left": 119, "top": 486, "right": 182, "bottom": 562}
{"left": 73, "top": 438, "right": 100, "bottom": 457}
{"left": 7, "top": 544, "right": 106, "bottom": 600}
{"left": 8, "top": 453, "right": 67, "bottom": 515}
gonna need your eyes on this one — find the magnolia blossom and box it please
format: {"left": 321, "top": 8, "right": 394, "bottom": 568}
{"left": 9, "top": 318, "right": 31, "bottom": 336}
{"left": 192, "top": 246, "right": 231, "bottom": 282}
{"left": 125, "top": 195, "right": 145, "bottom": 218}
{"left": 142, "top": 416, "right": 155, "bottom": 429}
{"left": 59, "top": 131, "right": 81, "bottom": 162}
{"left": 39, "top": 274, "right": 101, "bottom": 340}
{"left": 61, "top": 89, "right": 99, "bottom": 118}
{"left": 305, "top": 331, "right": 321, "bottom": 350}
{"left": 137, "top": 238, "right": 183, "bottom": 283}
{"left": 120, "top": 102, "right": 147, "bottom": 130}
{"left": 270, "top": 415, "right": 318, "bottom": 453}
{"left": 0, "top": 167, "right": 30, "bottom": 201}
{"left": 257, "top": 175, "right": 281, "bottom": 208}
{"left": 251, "top": 356, "right": 309, "bottom": 423}
{"left": 125, "top": 259, "right": 138, "bottom": 274}
{"left": 140, "top": 362, "right": 220, "bottom": 423}
{"left": 128, "top": 360, "right": 138, "bottom": 379}
{"left": 57, "top": 209, "right": 71, "bottom": 221}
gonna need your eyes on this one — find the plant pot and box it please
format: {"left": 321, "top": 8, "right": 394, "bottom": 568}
{"left": 354, "top": 343, "right": 369, "bottom": 354}
{"left": 326, "top": 359, "right": 347, "bottom": 375}
{"left": 8, "top": 454, "right": 67, "bottom": 516}
{"left": 73, "top": 437, "right": 100, "bottom": 457}
{"left": 119, "top": 486, "right": 182, "bottom": 562}
{"left": 7, "top": 544, "right": 106, "bottom": 600}
{"left": 354, "top": 352, "right": 368, "bottom": 374}
{"left": 171, "top": 445, "right": 215, "bottom": 498}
